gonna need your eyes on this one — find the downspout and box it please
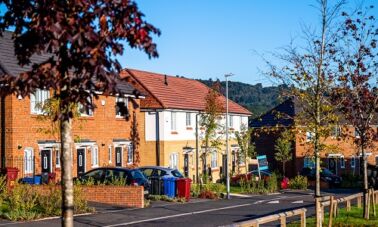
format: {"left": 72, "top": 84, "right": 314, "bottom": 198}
{"left": 155, "top": 111, "right": 160, "bottom": 166}
{"left": 1, "top": 95, "right": 5, "bottom": 168}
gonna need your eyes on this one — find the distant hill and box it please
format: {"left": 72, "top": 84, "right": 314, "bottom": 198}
{"left": 197, "top": 79, "right": 287, "bottom": 117}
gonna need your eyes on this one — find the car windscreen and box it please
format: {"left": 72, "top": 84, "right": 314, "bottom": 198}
{"left": 171, "top": 170, "right": 184, "bottom": 178}
{"left": 131, "top": 170, "right": 146, "bottom": 179}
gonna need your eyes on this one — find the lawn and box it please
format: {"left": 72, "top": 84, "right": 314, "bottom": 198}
{"left": 289, "top": 205, "right": 378, "bottom": 227}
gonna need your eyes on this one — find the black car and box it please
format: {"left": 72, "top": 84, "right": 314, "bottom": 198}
{"left": 76, "top": 167, "right": 150, "bottom": 193}
{"left": 300, "top": 167, "right": 342, "bottom": 187}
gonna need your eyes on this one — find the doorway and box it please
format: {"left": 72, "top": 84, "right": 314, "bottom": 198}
{"left": 77, "top": 148, "right": 86, "bottom": 177}
{"left": 41, "top": 149, "right": 51, "bottom": 173}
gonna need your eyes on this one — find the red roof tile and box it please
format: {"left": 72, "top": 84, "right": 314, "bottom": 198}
{"left": 123, "top": 69, "right": 251, "bottom": 115}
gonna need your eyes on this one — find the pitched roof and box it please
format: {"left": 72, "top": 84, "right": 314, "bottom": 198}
{"left": 250, "top": 98, "right": 295, "bottom": 127}
{"left": 0, "top": 31, "right": 139, "bottom": 95}
{"left": 124, "top": 68, "right": 252, "bottom": 115}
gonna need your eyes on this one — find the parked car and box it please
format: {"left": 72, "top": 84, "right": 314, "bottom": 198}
{"left": 300, "top": 167, "right": 342, "bottom": 187}
{"left": 75, "top": 167, "right": 150, "bottom": 194}
{"left": 231, "top": 170, "right": 272, "bottom": 185}
{"left": 138, "top": 166, "right": 184, "bottom": 179}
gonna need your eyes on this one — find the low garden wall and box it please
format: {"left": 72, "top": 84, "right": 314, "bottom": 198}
{"left": 34, "top": 185, "right": 144, "bottom": 208}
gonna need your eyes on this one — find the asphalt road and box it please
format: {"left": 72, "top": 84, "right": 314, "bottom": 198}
{"left": 0, "top": 189, "right": 358, "bottom": 227}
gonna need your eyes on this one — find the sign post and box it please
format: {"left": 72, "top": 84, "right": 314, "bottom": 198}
{"left": 257, "top": 155, "right": 268, "bottom": 180}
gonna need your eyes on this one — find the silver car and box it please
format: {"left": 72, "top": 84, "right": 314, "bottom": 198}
{"left": 138, "top": 166, "right": 184, "bottom": 179}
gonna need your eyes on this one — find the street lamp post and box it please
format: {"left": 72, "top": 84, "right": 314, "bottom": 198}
{"left": 225, "top": 73, "right": 233, "bottom": 200}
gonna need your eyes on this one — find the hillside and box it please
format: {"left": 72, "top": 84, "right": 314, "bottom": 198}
{"left": 197, "top": 79, "right": 287, "bottom": 117}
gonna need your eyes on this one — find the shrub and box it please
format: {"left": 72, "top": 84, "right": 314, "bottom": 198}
{"left": 198, "top": 190, "right": 218, "bottom": 199}
{"left": 289, "top": 176, "right": 308, "bottom": 190}
{"left": 191, "top": 183, "right": 225, "bottom": 198}
{"left": 340, "top": 174, "right": 362, "bottom": 188}
{"left": 266, "top": 173, "right": 278, "bottom": 193}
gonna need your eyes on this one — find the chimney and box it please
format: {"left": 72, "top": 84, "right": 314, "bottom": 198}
{"left": 164, "top": 74, "right": 168, "bottom": 85}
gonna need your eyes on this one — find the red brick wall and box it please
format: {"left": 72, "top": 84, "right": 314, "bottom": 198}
{"left": 34, "top": 185, "right": 144, "bottom": 208}
{"left": 2, "top": 93, "right": 145, "bottom": 178}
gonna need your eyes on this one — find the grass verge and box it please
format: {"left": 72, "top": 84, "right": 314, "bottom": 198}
{"left": 289, "top": 204, "right": 378, "bottom": 227}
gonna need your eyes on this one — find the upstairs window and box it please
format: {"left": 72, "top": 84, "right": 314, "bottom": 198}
{"left": 79, "top": 96, "right": 93, "bottom": 116}
{"left": 171, "top": 112, "right": 177, "bottom": 131}
{"left": 306, "top": 131, "right": 314, "bottom": 142}
{"left": 331, "top": 126, "right": 341, "bottom": 138}
{"left": 186, "top": 113, "right": 191, "bottom": 127}
{"left": 55, "top": 149, "right": 61, "bottom": 168}
{"left": 355, "top": 128, "right": 360, "bottom": 138}
{"left": 30, "top": 89, "right": 49, "bottom": 114}
{"left": 115, "top": 97, "right": 129, "bottom": 117}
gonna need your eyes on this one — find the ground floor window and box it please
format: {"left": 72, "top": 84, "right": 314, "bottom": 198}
{"left": 108, "top": 146, "right": 112, "bottom": 164}
{"left": 304, "top": 156, "right": 315, "bottom": 168}
{"left": 91, "top": 146, "right": 99, "bottom": 167}
{"left": 351, "top": 156, "right": 356, "bottom": 168}
{"left": 55, "top": 149, "right": 60, "bottom": 168}
{"left": 24, "top": 148, "right": 33, "bottom": 174}
{"left": 169, "top": 153, "right": 178, "bottom": 169}
{"left": 127, "top": 143, "right": 133, "bottom": 164}
{"left": 211, "top": 151, "right": 218, "bottom": 168}
{"left": 340, "top": 156, "right": 345, "bottom": 169}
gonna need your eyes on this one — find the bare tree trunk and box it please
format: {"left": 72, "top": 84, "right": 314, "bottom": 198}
{"left": 283, "top": 161, "right": 286, "bottom": 177}
{"left": 362, "top": 145, "right": 369, "bottom": 219}
{"left": 61, "top": 118, "right": 74, "bottom": 227}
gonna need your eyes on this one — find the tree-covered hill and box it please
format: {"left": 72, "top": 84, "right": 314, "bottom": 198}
{"left": 197, "top": 79, "right": 287, "bottom": 117}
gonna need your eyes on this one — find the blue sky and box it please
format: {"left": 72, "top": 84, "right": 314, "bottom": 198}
{"left": 1, "top": 1, "right": 377, "bottom": 85}
{"left": 121, "top": 0, "right": 377, "bottom": 85}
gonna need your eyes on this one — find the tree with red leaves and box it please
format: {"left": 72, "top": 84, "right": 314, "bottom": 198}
{"left": 333, "top": 6, "right": 378, "bottom": 219}
{"left": 0, "top": 1, "right": 159, "bottom": 226}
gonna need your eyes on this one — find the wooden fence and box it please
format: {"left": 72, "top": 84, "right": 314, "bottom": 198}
{"left": 316, "top": 189, "right": 378, "bottom": 227}
{"left": 228, "top": 208, "right": 307, "bottom": 227}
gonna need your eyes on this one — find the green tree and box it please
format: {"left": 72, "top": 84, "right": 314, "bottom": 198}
{"left": 332, "top": 7, "right": 378, "bottom": 219}
{"left": 267, "top": 0, "right": 344, "bottom": 200}
{"left": 0, "top": 1, "right": 159, "bottom": 226}
{"left": 235, "top": 124, "right": 256, "bottom": 174}
{"left": 200, "top": 82, "right": 224, "bottom": 176}
{"left": 274, "top": 129, "right": 293, "bottom": 176}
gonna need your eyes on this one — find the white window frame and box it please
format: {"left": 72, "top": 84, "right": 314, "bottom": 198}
{"left": 169, "top": 153, "right": 178, "bottom": 169}
{"left": 30, "top": 89, "right": 49, "bottom": 115}
{"left": 355, "top": 128, "right": 360, "bottom": 138}
{"left": 108, "top": 146, "right": 112, "bottom": 164}
{"left": 55, "top": 149, "right": 61, "bottom": 168}
{"left": 340, "top": 156, "right": 345, "bottom": 169}
{"left": 127, "top": 143, "right": 134, "bottom": 164}
{"left": 186, "top": 112, "right": 191, "bottom": 127}
{"left": 115, "top": 96, "right": 129, "bottom": 118}
{"left": 24, "top": 148, "right": 34, "bottom": 174}
{"left": 331, "top": 125, "right": 341, "bottom": 138}
{"left": 211, "top": 150, "right": 218, "bottom": 168}
{"left": 91, "top": 146, "right": 99, "bottom": 167}
{"left": 79, "top": 96, "right": 94, "bottom": 116}
{"left": 171, "top": 112, "right": 177, "bottom": 131}
{"left": 351, "top": 156, "right": 356, "bottom": 168}
{"left": 229, "top": 115, "right": 233, "bottom": 128}
{"left": 306, "top": 131, "right": 314, "bottom": 142}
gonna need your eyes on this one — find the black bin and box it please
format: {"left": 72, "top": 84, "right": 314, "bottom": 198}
{"left": 41, "top": 172, "right": 49, "bottom": 184}
{"left": 149, "top": 176, "right": 164, "bottom": 195}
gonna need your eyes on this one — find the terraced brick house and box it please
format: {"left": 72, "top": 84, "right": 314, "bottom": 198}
{"left": 123, "top": 69, "right": 252, "bottom": 182}
{"left": 250, "top": 98, "right": 378, "bottom": 178}
{"left": 0, "top": 31, "right": 144, "bottom": 179}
